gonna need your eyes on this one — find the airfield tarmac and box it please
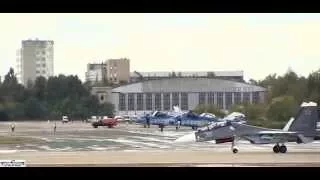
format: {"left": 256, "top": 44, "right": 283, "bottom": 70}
{"left": 0, "top": 121, "right": 320, "bottom": 167}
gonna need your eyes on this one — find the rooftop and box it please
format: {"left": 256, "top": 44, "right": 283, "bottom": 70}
{"left": 112, "top": 77, "right": 266, "bottom": 93}
{"left": 130, "top": 71, "right": 244, "bottom": 77}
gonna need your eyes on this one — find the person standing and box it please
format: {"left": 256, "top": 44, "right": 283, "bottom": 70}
{"left": 53, "top": 123, "right": 57, "bottom": 135}
{"left": 10, "top": 123, "right": 15, "bottom": 133}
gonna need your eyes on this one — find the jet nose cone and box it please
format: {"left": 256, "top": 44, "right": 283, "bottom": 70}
{"left": 174, "top": 132, "right": 196, "bottom": 143}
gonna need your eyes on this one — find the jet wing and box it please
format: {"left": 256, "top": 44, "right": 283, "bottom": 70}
{"left": 257, "top": 131, "right": 297, "bottom": 134}
{"left": 239, "top": 130, "right": 299, "bottom": 144}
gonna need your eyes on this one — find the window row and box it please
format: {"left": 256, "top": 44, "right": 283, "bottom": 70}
{"left": 118, "top": 93, "right": 189, "bottom": 111}
{"left": 198, "top": 92, "right": 261, "bottom": 108}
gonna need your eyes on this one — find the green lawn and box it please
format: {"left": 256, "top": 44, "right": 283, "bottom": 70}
{"left": 0, "top": 135, "right": 45, "bottom": 145}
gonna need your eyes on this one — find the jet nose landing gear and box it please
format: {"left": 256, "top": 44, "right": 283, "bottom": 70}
{"left": 231, "top": 137, "right": 239, "bottom": 154}
{"left": 232, "top": 146, "right": 239, "bottom": 154}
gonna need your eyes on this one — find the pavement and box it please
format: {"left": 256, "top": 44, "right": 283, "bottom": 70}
{"left": 0, "top": 121, "right": 320, "bottom": 167}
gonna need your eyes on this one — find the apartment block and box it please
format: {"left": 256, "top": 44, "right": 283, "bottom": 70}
{"left": 16, "top": 39, "right": 54, "bottom": 86}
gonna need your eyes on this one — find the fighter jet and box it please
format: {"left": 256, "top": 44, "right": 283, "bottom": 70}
{"left": 135, "top": 111, "right": 178, "bottom": 130}
{"left": 175, "top": 102, "right": 319, "bottom": 154}
{"left": 175, "top": 110, "right": 218, "bottom": 130}
{"left": 135, "top": 106, "right": 218, "bottom": 131}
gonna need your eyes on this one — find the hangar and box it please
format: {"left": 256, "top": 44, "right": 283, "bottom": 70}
{"left": 110, "top": 77, "right": 267, "bottom": 115}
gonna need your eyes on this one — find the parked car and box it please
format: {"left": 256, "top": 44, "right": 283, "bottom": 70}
{"left": 62, "top": 116, "right": 69, "bottom": 123}
{"left": 92, "top": 117, "right": 118, "bottom": 128}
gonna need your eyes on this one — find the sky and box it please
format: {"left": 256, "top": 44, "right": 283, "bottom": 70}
{"left": 1, "top": 13, "right": 320, "bottom": 82}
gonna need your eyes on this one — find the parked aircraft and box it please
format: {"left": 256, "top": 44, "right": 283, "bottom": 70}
{"left": 135, "top": 106, "right": 217, "bottom": 131}
{"left": 136, "top": 111, "right": 177, "bottom": 131}
{"left": 175, "top": 111, "right": 218, "bottom": 130}
{"left": 175, "top": 102, "right": 319, "bottom": 154}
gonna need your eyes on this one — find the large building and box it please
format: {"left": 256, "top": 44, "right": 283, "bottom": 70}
{"left": 85, "top": 58, "right": 130, "bottom": 85}
{"left": 85, "top": 62, "right": 107, "bottom": 85}
{"left": 129, "top": 70, "right": 244, "bottom": 83}
{"left": 108, "top": 77, "right": 266, "bottom": 115}
{"left": 16, "top": 39, "right": 54, "bottom": 86}
{"left": 106, "top": 58, "right": 130, "bottom": 84}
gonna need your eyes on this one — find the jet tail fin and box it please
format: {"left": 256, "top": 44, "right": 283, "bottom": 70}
{"left": 287, "top": 101, "right": 318, "bottom": 137}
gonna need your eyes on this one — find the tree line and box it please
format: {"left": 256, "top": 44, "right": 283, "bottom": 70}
{"left": 1, "top": 67, "right": 319, "bottom": 125}
{"left": 193, "top": 68, "right": 320, "bottom": 128}
{"left": 0, "top": 68, "right": 114, "bottom": 121}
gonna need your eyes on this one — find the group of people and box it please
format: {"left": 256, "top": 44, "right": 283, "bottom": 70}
{"left": 9, "top": 122, "right": 57, "bottom": 135}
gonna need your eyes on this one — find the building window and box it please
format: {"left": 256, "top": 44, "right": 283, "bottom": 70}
{"left": 163, "top": 93, "right": 170, "bottom": 111}
{"left": 119, "top": 93, "right": 126, "bottom": 111}
{"left": 155, "top": 93, "right": 162, "bottom": 111}
{"left": 42, "top": 51, "right": 46, "bottom": 55}
{"left": 42, "top": 70, "right": 46, "bottom": 74}
{"left": 243, "top": 92, "right": 250, "bottom": 104}
{"left": 199, "top": 92, "right": 206, "bottom": 105}
{"left": 36, "top": 70, "right": 40, "bottom": 74}
{"left": 207, "top": 92, "right": 214, "bottom": 104}
{"left": 146, "top": 93, "right": 152, "bottom": 111}
{"left": 136, "top": 93, "right": 143, "bottom": 111}
{"left": 128, "top": 93, "right": 135, "bottom": 110}
{"left": 217, "top": 92, "right": 224, "bottom": 109}
{"left": 42, "top": 57, "right": 46, "bottom": 61}
{"left": 253, "top": 92, "right": 260, "bottom": 104}
{"left": 226, "top": 92, "right": 232, "bottom": 110}
{"left": 234, "top": 92, "right": 241, "bottom": 105}
{"left": 172, "top": 92, "right": 179, "bottom": 107}
{"left": 181, "top": 92, "right": 188, "bottom": 110}
{"left": 100, "top": 95, "right": 104, "bottom": 101}
{"left": 42, "top": 64, "right": 46, "bottom": 67}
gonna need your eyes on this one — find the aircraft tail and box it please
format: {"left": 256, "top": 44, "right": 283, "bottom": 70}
{"left": 286, "top": 101, "right": 318, "bottom": 137}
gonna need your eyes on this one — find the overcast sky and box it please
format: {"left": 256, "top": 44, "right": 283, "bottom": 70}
{"left": 1, "top": 13, "right": 320, "bottom": 82}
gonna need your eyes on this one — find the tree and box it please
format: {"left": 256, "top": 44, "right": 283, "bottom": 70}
{"left": 207, "top": 72, "right": 216, "bottom": 78}
{"left": 249, "top": 79, "right": 258, "bottom": 85}
{"left": 97, "top": 103, "right": 115, "bottom": 117}
{"left": 171, "top": 71, "right": 176, "bottom": 78}
{"left": 267, "top": 96, "right": 299, "bottom": 123}
{"left": 33, "top": 76, "right": 47, "bottom": 101}
{"left": 306, "top": 69, "right": 320, "bottom": 104}
{"left": 24, "top": 97, "right": 49, "bottom": 119}
{"left": 26, "top": 79, "right": 34, "bottom": 89}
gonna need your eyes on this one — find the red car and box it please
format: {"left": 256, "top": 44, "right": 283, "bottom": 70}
{"left": 92, "top": 117, "right": 118, "bottom": 128}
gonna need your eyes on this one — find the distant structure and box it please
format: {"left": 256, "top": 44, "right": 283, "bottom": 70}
{"left": 106, "top": 58, "right": 130, "bottom": 84}
{"left": 129, "top": 71, "right": 244, "bottom": 83}
{"left": 16, "top": 39, "right": 54, "bottom": 86}
{"left": 85, "top": 58, "right": 130, "bottom": 85}
{"left": 85, "top": 62, "right": 107, "bottom": 85}
{"left": 111, "top": 77, "right": 266, "bottom": 115}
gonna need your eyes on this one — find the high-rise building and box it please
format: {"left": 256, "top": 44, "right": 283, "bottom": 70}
{"left": 106, "top": 58, "right": 130, "bottom": 84}
{"left": 16, "top": 39, "right": 54, "bottom": 86}
{"left": 85, "top": 62, "right": 107, "bottom": 85}
{"left": 85, "top": 58, "right": 130, "bottom": 85}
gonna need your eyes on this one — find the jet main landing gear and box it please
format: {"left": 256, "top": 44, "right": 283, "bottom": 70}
{"left": 273, "top": 144, "right": 287, "bottom": 153}
{"left": 231, "top": 137, "right": 239, "bottom": 154}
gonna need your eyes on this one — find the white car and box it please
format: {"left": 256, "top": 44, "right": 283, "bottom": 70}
{"left": 62, "top": 116, "right": 69, "bottom": 123}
